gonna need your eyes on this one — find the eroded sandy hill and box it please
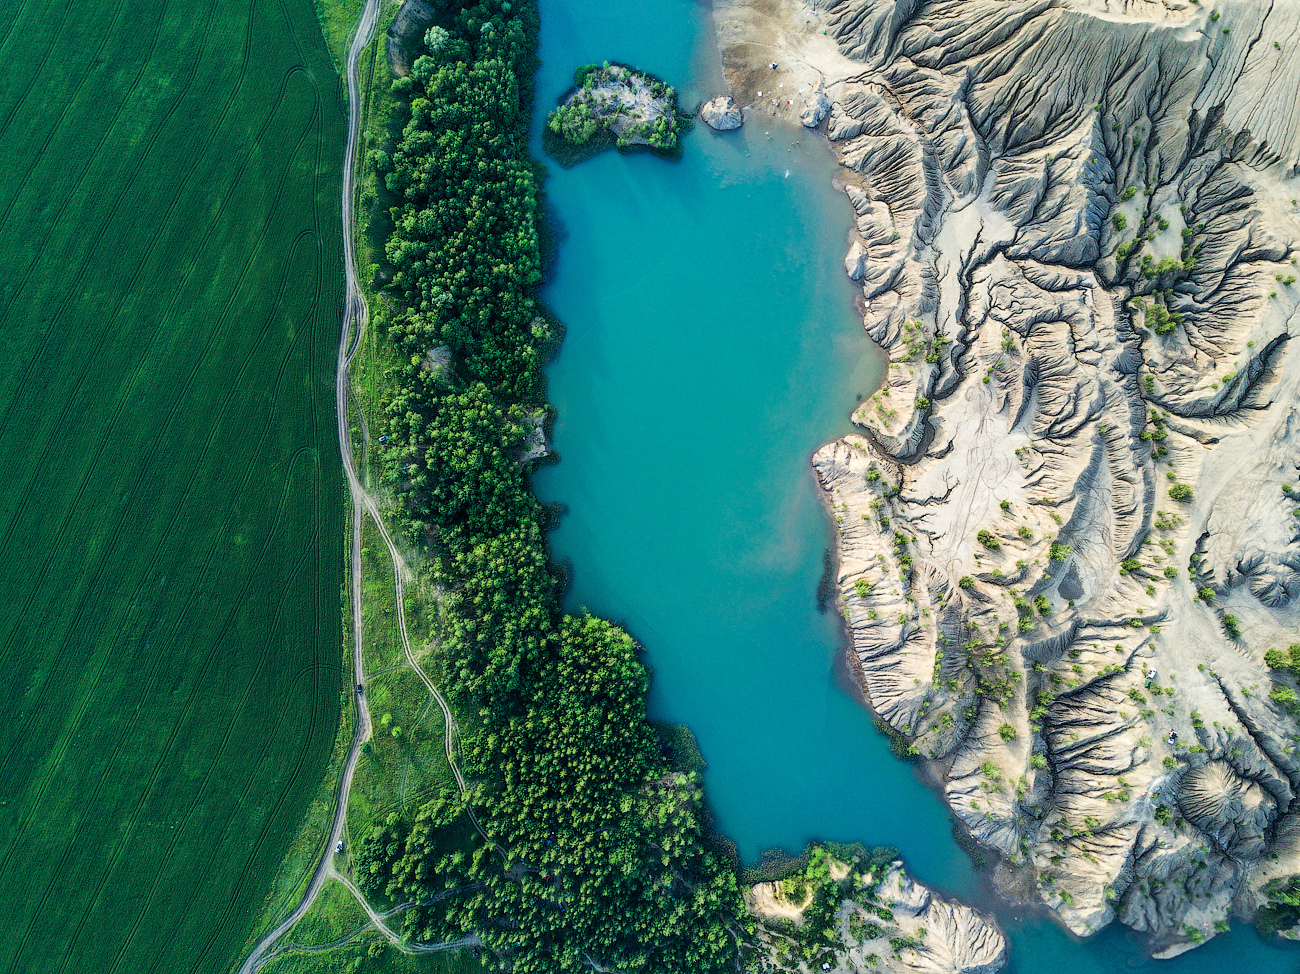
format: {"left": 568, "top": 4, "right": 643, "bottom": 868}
{"left": 749, "top": 853, "right": 1006, "bottom": 974}
{"left": 718, "top": 0, "right": 1300, "bottom": 955}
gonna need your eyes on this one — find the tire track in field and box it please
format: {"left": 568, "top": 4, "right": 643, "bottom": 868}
{"left": 171, "top": 347, "right": 341, "bottom": 970}
{"left": 0, "top": 0, "right": 174, "bottom": 370}
{"left": 44, "top": 207, "right": 336, "bottom": 965}
{"left": 70, "top": 536, "right": 318, "bottom": 974}
{"left": 0, "top": 0, "right": 133, "bottom": 234}
{"left": 0, "top": 64, "right": 323, "bottom": 789}
{"left": 0, "top": 38, "right": 308, "bottom": 505}
{"left": 0, "top": 3, "right": 340, "bottom": 967}
{"left": 101, "top": 112, "right": 342, "bottom": 960}
{"left": 0, "top": 0, "right": 82, "bottom": 144}
{"left": 47, "top": 434, "right": 327, "bottom": 972}
{"left": 236, "top": 5, "right": 385, "bottom": 970}
{"left": 0, "top": 0, "right": 224, "bottom": 420}
{"left": 0, "top": 0, "right": 39, "bottom": 64}
{"left": 1, "top": 254, "right": 317, "bottom": 936}
{"left": 226, "top": 97, "right": 349, "bottom": 971}
{"left": 3, "top": 126, "right": 327, "bottom": 964}
{"left": 0, "top": 35, "right": 299, "bottom": 555}
{"left": 0, "top": 94, "right": 323, "bottom": 853}
{"left": 19, "top": 319, "right": 323, "bottom": 972}
{"left": 81, "top": 443, "right": 325, "bottom": 974}
{"left": 0, "top": 0, "right": 225, "bottom": 569}
{"left": 136, "top": 485, "right": 334, "bottom": 974}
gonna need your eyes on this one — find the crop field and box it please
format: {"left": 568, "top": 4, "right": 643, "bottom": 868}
{"left": 0, "top": 0, "right": 346, "bottom": 971}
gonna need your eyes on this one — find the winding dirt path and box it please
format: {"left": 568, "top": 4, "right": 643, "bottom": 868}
{"left": 237, "top": 3, "right": 484, "bottom": 970}
{"left": 237, "top": 4, "right": 381, "bottom": 967}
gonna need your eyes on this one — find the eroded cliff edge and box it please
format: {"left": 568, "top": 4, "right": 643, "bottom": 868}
{"left": 718, "top": 0, "right": 1300, "bottom": 956}
{"left": 749, "top": 848, "right": 1006, "bottom": 974}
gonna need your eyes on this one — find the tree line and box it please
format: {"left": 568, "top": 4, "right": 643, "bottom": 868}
{"left": 358, "top": 2, "right": 752, "bottom": 970}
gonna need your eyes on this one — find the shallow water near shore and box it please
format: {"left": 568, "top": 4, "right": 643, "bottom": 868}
{"left": 531, "top": 0, "right": 972, "bottom": 884}
{"left": 531, "top": 1, "right": 1300, "bottom": 970}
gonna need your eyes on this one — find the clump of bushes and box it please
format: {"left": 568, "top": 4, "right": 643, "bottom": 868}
{"left": 1265, "top": 645, "right": 1300, "bottom": 717}
{"left": 1265, "top": 645, "right": 1300, "bottom": 676}
{"left": 1270, "top": 684, "right": 1298, "bottom": 714}
{"left": 1258, "top": 876, "right": 1300, "bottom": 937}
{"left": 545, "top": 62, "right": 686, "bottom": 163}
{"left": 875, "top": 718, "right": 919, "bottom": 760}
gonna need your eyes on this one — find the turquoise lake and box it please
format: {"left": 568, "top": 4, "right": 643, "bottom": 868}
{"left": 531, "top": 2, "right": 1300, "bottom": 971}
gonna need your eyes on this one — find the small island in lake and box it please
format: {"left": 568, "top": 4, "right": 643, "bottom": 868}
{"left": 545, "top": 62, "right": 686, "bottom": 165}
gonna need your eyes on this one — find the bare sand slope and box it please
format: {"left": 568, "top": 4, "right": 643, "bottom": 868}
{"left": 749, "top": 856, "right": 1006, "bottom": 974}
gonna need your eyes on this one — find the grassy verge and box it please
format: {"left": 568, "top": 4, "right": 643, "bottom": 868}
{"left": 313, "top": 0, "right": 371, "bottom": 74}
{"left": 260, "top": 880, "right": 479, "bottom": 973}
{"left": 346, "top": 518, "right": 458, "bottom": 833}
{"left": 266, "top": 945, "right": 476, "bottom": 974}
{"left": 251, "top": 4, "right": 480, "bottom": 971}
{"left": 349, "top": 2, "right": 406, "bottom": 491}
{"left": 266, "top": 880, "right": 373, "bottom": 959}
{"left": 241, "top": 661, "right": 358, "bottom": 954}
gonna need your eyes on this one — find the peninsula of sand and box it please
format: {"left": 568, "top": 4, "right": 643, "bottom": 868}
{"left": 717, "top": 0, "right": 1300, "bottom": 958}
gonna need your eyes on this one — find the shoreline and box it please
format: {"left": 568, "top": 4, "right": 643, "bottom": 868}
{"left": 709, "top": 5, "right": 1121, "bottom": 959}
{"left": 816, "top": 451, "right": 1113, "bottom": 954}
{"left": 748, "top": 0, "right": 1029, "bottom": 931}
{"left": 716, "top": 0, "right": 1300, "bottom": 959}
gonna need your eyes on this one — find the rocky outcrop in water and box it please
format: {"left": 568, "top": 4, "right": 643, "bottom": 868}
{"left": 719, "top": 0, "right": 1300, "bottom": 956}
{"left": 544, "top": 63, "right": 684, "bottom": 163}
{"left": 701, "top": 95, "right": 745, "bottom": 131}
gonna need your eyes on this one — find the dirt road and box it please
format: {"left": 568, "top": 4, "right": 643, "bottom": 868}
{"left": 237, "top": 4, "right": 390, "bottom": 970}
{"left": 238, "top": 3, "right": 501, "bottom": 965}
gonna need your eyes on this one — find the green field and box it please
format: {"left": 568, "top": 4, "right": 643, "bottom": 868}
{"left": 0, "top": 1, "right": 346, "bottom": 971}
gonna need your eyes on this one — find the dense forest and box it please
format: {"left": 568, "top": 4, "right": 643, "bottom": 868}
{"left": 358, "top": 1, "right": 752, "bottom": 969}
